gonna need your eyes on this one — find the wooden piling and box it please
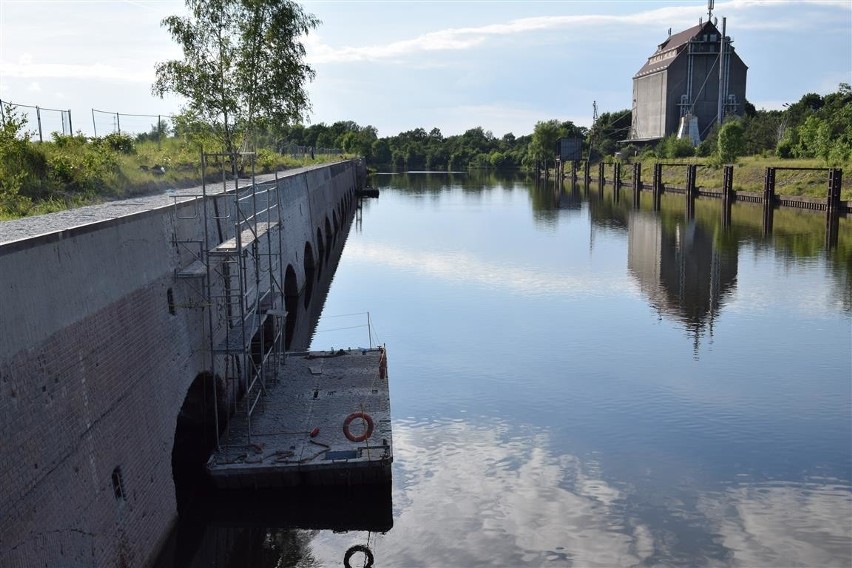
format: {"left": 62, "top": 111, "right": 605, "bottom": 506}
{"left": 613, "top": 162, "right": 621, "bottom": 202}
{"left": 763, "top": 167, "right": 776, "bottom": 236}
{"left": 722, "top": 165, "right": 734, "bottom": 227}
{"left": 686, "top": 164, "right": 697, "bottom": 219}
{"left": 652, "top": 163, "right": 662, "bottom": 211}
{"left": 598, "top": 162, "right": 605, "bottom": 190}
{"left": 633, "top": 163, "right": 642, "bottom": 208}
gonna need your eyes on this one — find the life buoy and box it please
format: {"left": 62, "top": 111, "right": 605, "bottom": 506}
{"left": 343, "top": 544, "right": 374, "bottom": 568}
{"left": 343, "top": 411, "right": 374, "bottom": 442}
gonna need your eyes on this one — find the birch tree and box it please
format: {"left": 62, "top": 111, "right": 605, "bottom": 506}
{"left": 153, "top": 0, "right": 319, "bottom": 157}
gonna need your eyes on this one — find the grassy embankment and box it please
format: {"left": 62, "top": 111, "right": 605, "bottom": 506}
{"left": 609, "top": 155, "right": 852, "bottom": 201}
{"left": 0, "top": 134, "right": 351, "bottom": 220}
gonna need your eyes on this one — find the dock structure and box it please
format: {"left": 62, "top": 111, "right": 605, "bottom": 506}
{"left": 207, "top": 347, "right": 392, "bottom": 488}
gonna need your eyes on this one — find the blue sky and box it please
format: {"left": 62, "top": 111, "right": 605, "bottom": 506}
{"left": 0, "top": 0, "right": 849, "bottom": 139}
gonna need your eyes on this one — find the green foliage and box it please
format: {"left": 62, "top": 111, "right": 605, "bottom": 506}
{"left": 766, "top": 84, "right": 852, "bottom": 165}
{"left": 717, "top": 119, "right": 745, "bottom": 163}
{"left": 0, "top": 104, "right": 39, "bottom": 215}
{"left": 97, "top": 133, "right": 136, "bottom": 155}
{"left": 656, "top": 134, "right": 695, "bottom": 159}
{"left": 153, "top": 0, "right": 319, "bottom": 155}
{"left": 588, "top": 109, "right": 632, "bottom": 160}
{"left": 527, "top": 119, "right": 586, "bottom": 169}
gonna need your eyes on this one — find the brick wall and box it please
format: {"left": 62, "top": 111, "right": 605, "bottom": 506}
{"left": 0, "top": 162, "right": 357, "bottom": 567}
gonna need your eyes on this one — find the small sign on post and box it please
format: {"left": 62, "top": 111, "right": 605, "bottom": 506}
{"left": 556, "top": 137, "right": 583, "bottom": 161}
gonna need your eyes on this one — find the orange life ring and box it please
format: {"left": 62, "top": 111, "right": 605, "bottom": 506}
{"left": 343, "top": 411, "right": 374, "bottom": 442}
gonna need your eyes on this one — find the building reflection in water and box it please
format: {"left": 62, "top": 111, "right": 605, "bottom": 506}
{"left": 627, "top": 211, "right": 738, "bottom": 355}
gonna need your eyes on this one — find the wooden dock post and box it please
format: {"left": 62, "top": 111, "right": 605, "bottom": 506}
{"left": 686, "top": 164, "right": 697, "bottom": 219}
{"left": 827, "top": 167, "right": 843, "bottom": 215}
{"left": 652, "top": 163, "right": 662, "bottom": 211}
{"left": 584, "top": 159, "right": 590, "bottom": 184}
{"left": 632, "top": 163, "right": 642, "bottom": 208}
{"left": 598, "top": 162, "right": 605, "bottom": 190}
{"left": 825, "top": 168, "right": 843, "bottom": 249}
{"left": 722, "top": 165, "right": 734, "bottom": 227}
{"left": 763, "top": 167, "right": 776, "bottom": 236}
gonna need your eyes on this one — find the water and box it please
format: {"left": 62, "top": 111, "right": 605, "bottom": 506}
{"left": 178, "top": 172, "right": 852, "bottom": 567}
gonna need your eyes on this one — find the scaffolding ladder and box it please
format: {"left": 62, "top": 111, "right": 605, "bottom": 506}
{"left": 172, "top": 152, "right": 287, "bottom": 452}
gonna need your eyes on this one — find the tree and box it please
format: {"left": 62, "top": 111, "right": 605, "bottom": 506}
{"left": 528, "top": 120, "right": 567, "bottom": 169}
{"left": 717, "top": 119, "right": 745, "bottom": 163}
{"left": 153, "top": 0, "right": 319, "bottom": 157}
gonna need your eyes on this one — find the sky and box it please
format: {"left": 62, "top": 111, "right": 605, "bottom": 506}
{"left": 0, "top": 0, "right": 849, "bottom": 139}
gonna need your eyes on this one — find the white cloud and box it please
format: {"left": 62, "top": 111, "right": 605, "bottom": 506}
{"left": 306, "top": 1, "right": 849, "bottom": 65}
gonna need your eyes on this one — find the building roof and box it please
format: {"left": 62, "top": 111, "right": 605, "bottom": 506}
{"left": 633, "top": 22, "right": 715, "bottom": 79}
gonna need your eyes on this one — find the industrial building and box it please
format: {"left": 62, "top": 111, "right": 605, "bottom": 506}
{"left": 629, "top": 16, "right": 748, "bottom": 144}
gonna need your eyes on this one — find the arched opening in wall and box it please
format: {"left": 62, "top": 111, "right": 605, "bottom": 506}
{"left": 284, "top": 264, "right": 298, "bottom": 350}
{"left": 303, "top": 242, "right": 315, "bottom": 309}
{"left": 324, "top": 217, "right": 332, "bottom": 261}
{"left": 172, "top": 372, "right": 223, "bottom": 516}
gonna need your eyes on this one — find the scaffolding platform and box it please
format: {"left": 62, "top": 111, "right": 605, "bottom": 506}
{"left": 206, "top": 347, "right": 392, "bottom": 488}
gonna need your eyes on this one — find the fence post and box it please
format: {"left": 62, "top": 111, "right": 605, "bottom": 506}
{"left": 92, "top": 109, "right": 97, "bottom": 137}
{"left": 67, "top": 109, "right": 73, "bottom": 135}
{"left": 763, "top": 167, "right": 776, "bottom": 236}
{"left": 157, "top": 114, "right": 162, "bottom": 151}
{"left": 116, "top": 112, "right": 121, "bottom": 135}
{"left": 36, "top": 106, "right": 43, "bottom": 143}
{"left": 722, "top": 165, "right": 734, "bottom": 227}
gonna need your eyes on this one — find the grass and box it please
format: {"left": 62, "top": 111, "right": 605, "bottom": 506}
{"left": 0, "top": 135, "right": 353, "bottom": 220}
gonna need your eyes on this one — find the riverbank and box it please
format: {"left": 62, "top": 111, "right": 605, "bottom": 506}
{"left": 564, "top": 156, "right": 851, "bottom": 201}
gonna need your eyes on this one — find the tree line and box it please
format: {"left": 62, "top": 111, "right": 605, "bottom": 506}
{"left": 271, "top": 83, "right": 851, "bottom": 170}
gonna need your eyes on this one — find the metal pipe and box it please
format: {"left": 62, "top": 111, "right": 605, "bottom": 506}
{"left": 717, "top": 17, "right": 726, "bottom": 124}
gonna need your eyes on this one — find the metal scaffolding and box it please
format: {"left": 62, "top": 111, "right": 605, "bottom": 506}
{"left": 172, "top": 152, "right": 286, "bottom": 451}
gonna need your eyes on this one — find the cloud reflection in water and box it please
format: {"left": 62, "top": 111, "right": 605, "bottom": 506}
{"left": 307, "top": 419, "right": 851, "bottom": 567}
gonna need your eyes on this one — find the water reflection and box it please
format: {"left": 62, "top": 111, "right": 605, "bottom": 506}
{"left": 352, "top": 420, "right": 851, "bottom": 567}
{"left": 628, "top": 212, "right": 738, "bottom": 355}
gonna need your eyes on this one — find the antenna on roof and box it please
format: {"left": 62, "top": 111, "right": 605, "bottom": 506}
{"left": 708, "top": 0, "right": 714, "bottom": 21}
{"left": 668, "top": 27, "right": 672, "bottom": 36}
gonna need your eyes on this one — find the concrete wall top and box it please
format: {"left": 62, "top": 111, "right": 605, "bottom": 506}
{"left": 0, "top": 162, "right": 350, "bottom": 256}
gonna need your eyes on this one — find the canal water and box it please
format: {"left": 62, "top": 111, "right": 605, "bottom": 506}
{"left": 175, "top": 171, "right": 851, "bottom": 567}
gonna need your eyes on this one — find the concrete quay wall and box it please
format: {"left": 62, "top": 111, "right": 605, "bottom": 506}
{"left": 0, "top": 160, "right": 360, "bottom": 567}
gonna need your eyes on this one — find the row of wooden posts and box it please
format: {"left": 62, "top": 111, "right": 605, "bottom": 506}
{"left": 552, "top": 160, "right": 845, "bottom": 247}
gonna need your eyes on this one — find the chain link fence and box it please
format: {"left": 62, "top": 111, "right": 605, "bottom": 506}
{"left": 2, "top": 100, "right": 345, "bottom": 156}
{"left": 0, "top": 99, "right": 73, "bottom": 142}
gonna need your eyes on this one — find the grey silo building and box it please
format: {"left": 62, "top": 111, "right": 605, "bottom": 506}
{"left": 629, "top": 19, "right": 748, "bottom": 144}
